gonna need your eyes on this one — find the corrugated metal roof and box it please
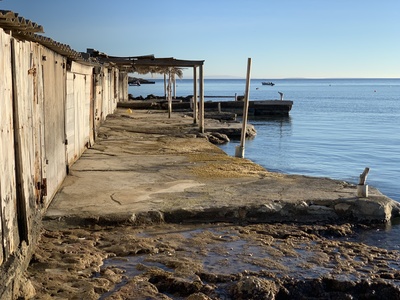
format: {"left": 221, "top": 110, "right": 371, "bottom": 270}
{"left": 0, "top": 10, "right": 44, "bottom": 33}
{"left": 0, "top": 10, "right": 86, "bottom": 62}
{"left": 0, "top": 10, "right": 205, "bottom": 70}
{"left": 17, "top": 31, "right": 85, "bottom": 61}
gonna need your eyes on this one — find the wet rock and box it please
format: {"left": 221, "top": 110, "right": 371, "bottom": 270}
{"left": 231, "top": 276, "right": 278, "bottom": 300}
{"left": 187, "top": 292, "right": 213, "bottom": 300}
{"left": 198, "top": 272, "right": 238, "bottom": 283}
{"left": 28, "top": 222, "right": 400, "bottom": 299}
{"left": 279, "top": 278, "right": 400, "bottom": 300}
{"left": 102, "top": 277, "right": 171, "bottom": 300}
{"left": 149, "top": 273, "right": 204, "bottom": 296}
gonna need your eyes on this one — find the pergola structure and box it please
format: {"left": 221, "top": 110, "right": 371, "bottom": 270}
{"left": 87, "top": 49, "right": 206, "bottom": 133}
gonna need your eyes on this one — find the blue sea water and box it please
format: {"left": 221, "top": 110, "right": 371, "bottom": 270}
{"left": 129, "top": 78, "right": 400, "bottom": 202}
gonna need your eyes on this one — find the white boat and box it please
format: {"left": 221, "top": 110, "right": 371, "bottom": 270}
{"left": 262, "top": 82, "right": 275, "bottom": 86}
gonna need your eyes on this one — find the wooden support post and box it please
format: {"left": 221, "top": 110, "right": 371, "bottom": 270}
{"left": 235, "top": 58, "right": 252, "bottom": 158}
{"left": 357, "top": 167, "right": 370, "bottom": 197}
{"left": 163, "top": 73, "right": 167, "bottom": 99}
{"left": 199, "top": 65, "right": 204, "bottom": 134}
{"left": 167, "top": 71, "right": 172, "bottom": 118}
{"left": 173, "top": 76, "right": 176, "bottom": 99}
{"left": 193, "top": 67, "right": 198, "bottom": 124}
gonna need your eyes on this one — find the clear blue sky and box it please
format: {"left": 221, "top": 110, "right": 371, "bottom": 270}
{"left": 2, "top": 0, "right": 399, "bottom": 79}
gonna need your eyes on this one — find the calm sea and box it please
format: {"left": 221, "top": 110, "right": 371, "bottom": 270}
{"left": 129, "top": 78, "right": 399, "bottom": 203}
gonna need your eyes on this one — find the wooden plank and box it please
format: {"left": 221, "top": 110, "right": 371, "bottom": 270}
{"left": 0, "top": 29, "right": 19, "bottom": 262}
{"left": 70, "top": 61, "right": 92, "bottom": 75}
{"left": 33, "top": 43, "right": 46, "bottom": 206}
{"left": 41, "top": 48, "right": 67, "bottom": 206}
{"left": 65, "top": 72, "right": 76, "bottom": 166}
{"left": 102, "top": 68, "right": 110, "bottom": 117}
{"left": 12, "top": 37, "right": 33, "bottom": 244}
{"left": 94, "top": 72, "right": 104, "bottom": 133}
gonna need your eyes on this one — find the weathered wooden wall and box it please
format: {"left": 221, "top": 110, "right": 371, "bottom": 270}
{"left": 66, "top": 62, "right": 93, "bottom": 167}
{"left": 119, "top": 72, "right": 129, "bottom": 102}
{"left": 0, "top": 27, "right": 121, "bottom": 298}
{"left": 0, "top": 27, "right": 19, "bottom": 265}
{"left": 11, "top": 37, "right": 44, "bottom": 246}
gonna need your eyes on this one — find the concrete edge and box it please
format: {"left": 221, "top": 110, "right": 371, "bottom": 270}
{"left": 43, "top": 198, "right": 400, "bottom": 228}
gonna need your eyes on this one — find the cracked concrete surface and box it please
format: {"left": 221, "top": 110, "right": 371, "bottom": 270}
{"left": 45, "top": 109, "right": 400, "bottom": 224}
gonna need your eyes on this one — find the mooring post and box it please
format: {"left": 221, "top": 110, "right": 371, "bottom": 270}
{"left": 357, "top": 167, "right": 370, "bottom": 197}
{"left": 218, "top": 102, "right": 221, "bottom": 113}
{"left": 235, "top": 58, "right": 252, "bottom": 158}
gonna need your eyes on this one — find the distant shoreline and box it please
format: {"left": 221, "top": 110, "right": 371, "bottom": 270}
{"left": 138, "top": 77, "right": 400, "bottom": 80}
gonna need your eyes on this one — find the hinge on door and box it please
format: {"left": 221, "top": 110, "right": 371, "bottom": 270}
{"left": 65, "top": 139, "right": 68, "bottom": 145}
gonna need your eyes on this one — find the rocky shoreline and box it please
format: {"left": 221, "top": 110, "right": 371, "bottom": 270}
{"left": 22, "top": 109, "right": 400, "bottom": 299}
{"left": 27, "top": 220, "right": 400, "bottom": 299}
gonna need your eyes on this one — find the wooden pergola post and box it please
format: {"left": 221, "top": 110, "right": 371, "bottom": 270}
{"left": 199, "top": 64, "right": 204, "bottom": 133}
{"left": 173, "top": 76, "right": 176, "bottom": 99}
{"left": 167, "top": 70, "right": 172, "bottom": 118}
{"left": 104, "top": 56, "right": 204, "bottom": 122}
{"left": 163, "top": 73, "right": 167, "bottom": 99}
{"left": 193, "top": 66, "right": 198, "bottom": 124}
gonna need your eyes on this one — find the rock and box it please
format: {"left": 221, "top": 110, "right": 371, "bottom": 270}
{"left": 352, "top": 200, "right": 393, "bottom": 222}
{"left": 199, "top": 132, "right": 230, "bottom": 144}
{"left": 135, "top": 210, "right": 164, "bottom": 224}
{"left": 231, "top": 276, "right": 278, "bottom": 300}
{"left": 246, "top": 126, "right": 257, "bottom": 137}
{"left": 16, "top": 277, "right": 36, "bottom": 299}
{"left": 280, "top": 278, "right": 400, "bottom": 299}
{"left": 187, "top": 292, "right": 213, "bottom": 300}
{"left": 210, "top": 132, "right": 230, "bottom": 143}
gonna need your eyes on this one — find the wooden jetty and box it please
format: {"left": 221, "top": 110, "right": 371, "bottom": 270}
{"left": 119, "top": 99, "right": 293, "bottom": 116}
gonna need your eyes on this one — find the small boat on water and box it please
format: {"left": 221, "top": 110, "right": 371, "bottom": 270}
{"left": 262, "top": 81, "right": 275, "bottom": 86}
{"left": 128, "top": 77, "right": 156, "bottom": 86}
{"left": 129, "top": 80, "right": 141, "bottom": 86}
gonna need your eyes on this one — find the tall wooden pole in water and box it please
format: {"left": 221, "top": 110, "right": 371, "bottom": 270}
{"left": 235, "top": 58, "right": 252, "bottom": 158}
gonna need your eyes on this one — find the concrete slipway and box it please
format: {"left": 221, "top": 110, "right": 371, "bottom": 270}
{"left": 45, "top": 109, "right": 400, "bottom": 225}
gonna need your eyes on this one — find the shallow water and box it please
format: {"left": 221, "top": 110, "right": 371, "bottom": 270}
{"left": 130, "top": 78, "right": 400, "bottom": 202}
{"left": 129, "top": 78, "right": 400, "bottom": 252}
{"left": 98, "top": 223, "right": 400, "bottom": 299}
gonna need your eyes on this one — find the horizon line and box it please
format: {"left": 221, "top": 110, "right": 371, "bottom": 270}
{"left": 136, "top": 76, "right": 400, "bottom": 80}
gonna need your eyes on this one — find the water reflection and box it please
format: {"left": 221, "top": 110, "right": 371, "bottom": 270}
{"left": 346, "top": 218, "right": 400, "bottom": 251}
{"left": 249, "top": 115, "right": 293, "bottom": 139}
{"left": 220, "top": 116, "right": 293, "bottom": 172}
